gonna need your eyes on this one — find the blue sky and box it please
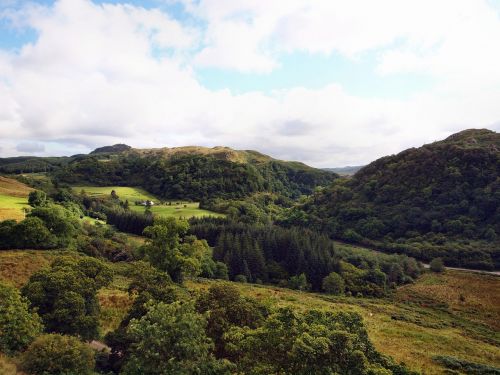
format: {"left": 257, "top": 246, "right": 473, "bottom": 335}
{"left": 0, "top": 0, "right": 499, "bottom": 166}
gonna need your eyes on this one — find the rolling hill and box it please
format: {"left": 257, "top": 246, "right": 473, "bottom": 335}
{"left": 0, "top": 145, "right": 337, "bottom": 200}
{"left": 301, "top": 129, "right": 500, "bottom": 269}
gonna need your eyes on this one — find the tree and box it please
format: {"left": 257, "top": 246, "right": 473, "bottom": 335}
{"left": 122, "top": 301, "right": 232, "bottom": 375}
{"left": 140, "top": 218, "right": 208, "bottom": 283}
{"left": 288, "top": 273, "right": 310, "bottom": 291}
{"left": 22, "top": 256, "right": 112, "bottom": 340}
{"left": 225, "top": 307, "right": 407, "bottom": 375}
{"left": 28, "top": 204, "right": 81, "bottom": 246}
{"left": 11, "top": 217, "right": 55, "bottom": 249}
{"left": 322, "top": 272, "right": 345, "bottom": 295}
{"left": 20, "top": 334, "right": 95, "bottom": 375}
{"left": 0, "top": 282, "right": 43, "bottom": 354}
{"left": 195, "top": 284, "right": 266, "bottom": 358}
{"left": 429, "top": 258, "right": 445, "bottom": 273}
{"left": 28, "top": 190, "right": 47, "bottom": 207}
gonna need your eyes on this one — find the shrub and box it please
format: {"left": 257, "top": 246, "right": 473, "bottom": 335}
{"left": 322, "top": 272, "right": 345, "bottom": 295}
{"left": 0, "top": 282, "right": 42, "bottom": 354}
{"left": 20, "top": 334, "right": 95, "bottom": 375}
{"left": 234, "top": 274, "right": 247, "bottom": 283}
{"left": 429, "top": 258, "right": 445, "bottom": 273}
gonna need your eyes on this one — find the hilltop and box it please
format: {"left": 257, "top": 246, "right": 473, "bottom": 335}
{"left": 299, "top": 129, "right": 500, "bottom": 269}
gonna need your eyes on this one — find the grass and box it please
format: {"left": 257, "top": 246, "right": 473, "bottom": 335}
{"left": 129, "top": 201, "right": 224, "bottom": 219}
{"left": 1, "top": 249, "right": 498, "bottom": 374}
{"left": 72, "top": 185, "right": 157, "bottom": 202}
{"left": 0, "top": 176, "right": 33, "bottom": 221}
{"left": 72, "top": 185, "right": 223, "bottom": 219}
{"left": 0, "top": 354, "right": 21, "bottom": 375}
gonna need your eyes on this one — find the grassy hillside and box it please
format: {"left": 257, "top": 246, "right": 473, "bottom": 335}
{"left": 72, "top": 185, "right": 223, "bottom": 219}
{"left": 0, "top": 177, "right": 33, "bottom": 221}
{"left": 0, "top": 249, "right": 498, "bottom": 374}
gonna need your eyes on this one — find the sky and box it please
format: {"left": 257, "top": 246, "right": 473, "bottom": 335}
{"left": 0, "top": 0, "right": 500, "bottom": 167}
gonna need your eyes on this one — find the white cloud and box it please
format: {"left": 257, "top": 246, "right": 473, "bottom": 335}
{"left": 0, "top": 0, "right": 499, "bottom": 167}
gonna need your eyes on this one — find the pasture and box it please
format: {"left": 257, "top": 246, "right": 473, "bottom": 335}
{"left": 0, "top": 176, "right": 33, "bottom": 221}
{"left": 72, "top": 185, "right": 223, "bottom": 219}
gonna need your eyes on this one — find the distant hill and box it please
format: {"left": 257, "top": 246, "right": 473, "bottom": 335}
{"left": 323, "top": 166, "right": 364, "bottom": 176}
{"left": 0, "top": 145, "right": 337, "bottom": 200}
{"left": 90, "top": 144, "right": 132, "bottom": 154}
{"left": 301, "top": 129, "right": 500, "bottom": 269}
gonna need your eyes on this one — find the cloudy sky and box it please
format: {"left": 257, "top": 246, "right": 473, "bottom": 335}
{"left": 0, "top": 0, "right": 499, "bottom": 167}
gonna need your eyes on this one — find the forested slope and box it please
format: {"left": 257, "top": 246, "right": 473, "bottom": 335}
{"left": 298, "top": 129, "right": 500, "bottom": 269}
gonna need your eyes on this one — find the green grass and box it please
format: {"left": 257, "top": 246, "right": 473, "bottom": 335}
{"left": 0, "top": 193, "right": 29, "bottom": 221}
{"left": 0, "top": 176, "right": 33, "bottom": 221}
{"left": 72, "top": 185, "right": 157, "bottom": 202}
{"left": 129, "top": 201, "right": 224, "bottom": 219}
{"left": 72, "top": 185, "right": 224, "bottom": 219}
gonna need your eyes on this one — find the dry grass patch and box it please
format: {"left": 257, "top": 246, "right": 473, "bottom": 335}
{"left": 397, "top": 270, "right": 500, "bottom": 330}
{"left": 0, "top": 250, "right": 61, "bottom": 287}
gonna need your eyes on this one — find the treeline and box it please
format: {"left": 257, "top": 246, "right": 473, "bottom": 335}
{"left": 190, "top": 218, "right": 421, "bottom": 295}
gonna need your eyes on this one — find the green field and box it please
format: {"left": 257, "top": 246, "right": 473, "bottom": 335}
{"left": 129, "top": 201, "right": 224, "bottom": 219}
{"left": 0, "top": 176, "right": 33, "bottom": 221}
{"left": 72, "top": 185, "right": 223, "bottom": 219}
{"left": 72, "top": 186, "right": 157, "bottom": 202}
{"left": 0, "top": 194, "right": 29, "bottom": 221}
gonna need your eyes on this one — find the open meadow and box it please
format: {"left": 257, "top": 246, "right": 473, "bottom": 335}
{"left": 0, "top": 177, "right": 32, "bottom": 221}
{"left": 72, "top": 185, "right": 223, "bottom": 219}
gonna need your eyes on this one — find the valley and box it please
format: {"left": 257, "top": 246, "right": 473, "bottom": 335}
{"left": 0, "top": 130, "right": 499, "bottom": 375}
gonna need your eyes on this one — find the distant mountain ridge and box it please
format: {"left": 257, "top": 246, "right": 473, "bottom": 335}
{"left": 323, "top": 166, "right": 364, "bottom": 176}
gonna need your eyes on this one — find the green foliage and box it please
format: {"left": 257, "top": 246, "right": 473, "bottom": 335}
{"left": 22, "top": 256, "right": 112, "bottom": 340}
{"left": 195, "top": 283, "right": 267, "bottom": 358}
{"left": 103, "top": 262, "right": 181, "bottom": 373}
{"left": 11, "top": 217, "right": 56, "bottom": 249}
{"left": 225, "top": 307, "right": 408, "bottom": 375}
{"left": 29, "top": 204, "right": 81, "bottom": 245}
{"left": 0, "top": 282, "right": 42, "bottom": 354}
{"left": 0, "top": 203, "right": 84, "bottom": 250}
{"left": 139, "top": 218, "right": 209, "bottom": 283}
{"left": 301, "top": 129, "right": 500, "bottom": 270}
{"left": 28, "top": 190, "right": 47, "bottom": 207}
{"left": 50, "top": 150, "right": 336, "bottom": 200}
{"left": 433, "top": 355, "right": 500, "bottom": 374}
{"left": 122, "top": 301, "right": 233, "bottom": 375}
{"left": 288, "top": 273, "right": 311, "bottom": 291}
{"left": 429, "top": 258, "right": 445, "bottom": 273}
{"left": 190, "top": 218, "right": 419, "bottom": 294}
{"left": 20, "top": 334, "right": 95, "bottom": 375}
{"left": 322, "top": 272, "right": 345, "bottom": 295}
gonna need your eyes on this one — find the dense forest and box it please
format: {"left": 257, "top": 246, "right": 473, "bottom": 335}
{"left": 0, "top": 146, "right": 337, "bottom": 200}
{"left": 289, "top": 129, "right": 500, "bottom": 269}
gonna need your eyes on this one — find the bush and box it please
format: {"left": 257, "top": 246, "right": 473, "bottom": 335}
{"left": 0, "top": 282, "right": 42, "bottom": 354}
{"left": 433, "top": 355, "right": 500, "bottom": 374}
{"left": 234, "top": 274, "right": 247, "bottom": 283}
{"left": 429, "top": 258, "right": 445, "bottom": 273}
{"left": 322, "top": 272, "right": 345, "bottom": 295}
{"left": 20, "top": 334, "right": 95, "bottom": 375}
